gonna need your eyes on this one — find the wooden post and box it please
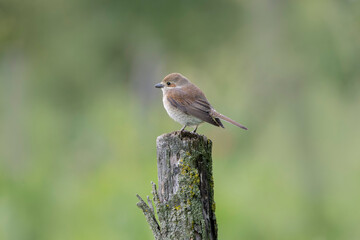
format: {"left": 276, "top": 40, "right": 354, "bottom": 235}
{"left": 137, "top": 131, "right": 217, "bottom": 240}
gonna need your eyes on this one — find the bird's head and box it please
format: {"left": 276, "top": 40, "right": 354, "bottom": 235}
{"left": 155, "top": 73, "right": 190, "bottom": 93}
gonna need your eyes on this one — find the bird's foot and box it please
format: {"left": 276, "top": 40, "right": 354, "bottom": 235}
{"left": 180, "top": 125, "right": 186, "bottom": 132}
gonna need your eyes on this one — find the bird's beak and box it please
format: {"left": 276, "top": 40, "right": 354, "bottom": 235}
{"left": 155, "top": 83, "right": 164, "bottom": 88}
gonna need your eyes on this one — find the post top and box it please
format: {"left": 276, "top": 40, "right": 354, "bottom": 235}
{"left": 157, "top": 130, "right": 209, "bottom": 143}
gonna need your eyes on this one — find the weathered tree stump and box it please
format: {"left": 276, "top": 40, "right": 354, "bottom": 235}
{"left": 137, "top": 131, "right": 217, "bottom": 240}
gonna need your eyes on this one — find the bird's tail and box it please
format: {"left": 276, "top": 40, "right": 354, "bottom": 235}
{"left": 211, "top": 109, "right": 248, "bottom": 130}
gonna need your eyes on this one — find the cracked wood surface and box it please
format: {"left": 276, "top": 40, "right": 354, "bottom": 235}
{"left": 137, "top": 131, "right": 217, "bottom": 240}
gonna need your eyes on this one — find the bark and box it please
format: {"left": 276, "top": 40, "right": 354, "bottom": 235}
{"left": 137, "top": 131, "right": 217, "bottom": 240}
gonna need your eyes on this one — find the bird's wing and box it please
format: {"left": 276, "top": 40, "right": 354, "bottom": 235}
{"left": 166, "top": 87, "right": 224, "bottom": 127}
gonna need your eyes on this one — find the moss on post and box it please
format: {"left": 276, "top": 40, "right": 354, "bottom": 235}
{"left": 137, "top": 131, "right": 217, "bottom": 240}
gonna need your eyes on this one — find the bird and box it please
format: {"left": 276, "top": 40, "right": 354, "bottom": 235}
{"left": 155, "top": 73, "right": 247, "bottom": 133}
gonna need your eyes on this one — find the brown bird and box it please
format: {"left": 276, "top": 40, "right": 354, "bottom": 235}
{"left": 155, "top": 73, "right": 247, "bottom": 133}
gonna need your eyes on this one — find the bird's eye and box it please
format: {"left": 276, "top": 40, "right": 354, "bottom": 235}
{"left": 166, "top": 82, "right": 171, "bottom": 86}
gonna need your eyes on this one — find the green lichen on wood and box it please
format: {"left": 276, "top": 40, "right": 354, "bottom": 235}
{"left": 137, "top": 131, "right": 217, "bottom": 240}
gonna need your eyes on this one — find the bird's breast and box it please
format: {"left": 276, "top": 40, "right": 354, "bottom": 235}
{"left": 162, "top": 96, "right": 202, "bottom": 126}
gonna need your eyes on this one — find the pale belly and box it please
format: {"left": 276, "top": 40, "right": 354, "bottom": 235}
{"left": 163, "top": 97, "right": 203, "bottom": 126}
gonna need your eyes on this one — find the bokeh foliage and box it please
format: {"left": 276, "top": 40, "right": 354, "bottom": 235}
{"left": 1, "top": 0, "right": 360, "bottom": 239}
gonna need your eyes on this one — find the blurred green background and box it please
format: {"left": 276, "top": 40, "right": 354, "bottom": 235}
{"left": 1, "top": 0, "right": 360, "bottom": 239}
